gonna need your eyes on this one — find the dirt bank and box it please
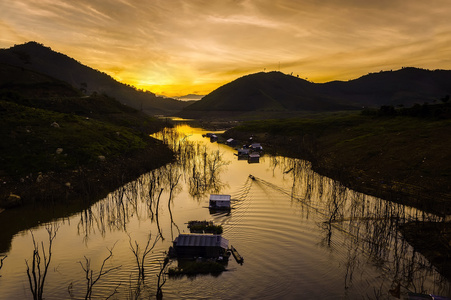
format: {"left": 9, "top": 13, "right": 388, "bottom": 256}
{"left": 0, "top": 140, "right": 174, "bottom": 208}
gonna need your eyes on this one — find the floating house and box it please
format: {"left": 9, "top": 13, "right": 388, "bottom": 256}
{"left": 250, "top": 143, "right": 263, "bottom": 151}
{"left": 226, "top": 138, "right": 237, "bottom": 147}
{"left": 248, "top": 153, "right": 260, "bottom": 163}
{"left": 209, "top": 194, "right": 231, "bottom": 209}
{"left": 237, "top": 148, "right": 250, "bottom": 157}
{"left": 173, "top": 234, "right": 229, "bottom": 259}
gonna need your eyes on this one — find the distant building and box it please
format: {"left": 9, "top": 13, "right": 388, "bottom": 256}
{"left": 250, "top": 143, "right": 263, "bottom": 151}
{"left": 209, "top": 194, "right": 231, "bottom": 209}
{"left": 210, "top": 134, "right": 218, "bottom": 142}
{"left": 226, "top": 138, "right": 237, "bottom": 146}
{"left": 237, "top": 148, "right": 250, "bottom": 156}
{"left": 173, "top": 234, "right": 229, "bottom": 259}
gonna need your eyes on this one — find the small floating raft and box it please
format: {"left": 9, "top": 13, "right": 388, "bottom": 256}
{"left": 230, "top": 245, "right": 244, "bottom": 264}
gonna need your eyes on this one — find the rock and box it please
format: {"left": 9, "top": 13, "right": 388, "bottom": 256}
{"left": 36, "top": 173, "right": 43, "bottom": 183}
{"left": 0, "top": 193, "right": 22, "bottom": 208}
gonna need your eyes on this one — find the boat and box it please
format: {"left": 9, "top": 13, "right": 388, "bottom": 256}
{"left": 230, "top": 245, "right": 244, "bottom": 264}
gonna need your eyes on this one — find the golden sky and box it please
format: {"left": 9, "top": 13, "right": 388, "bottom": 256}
{"left": 1, "top": 0, "right": 451, "bottom": 97}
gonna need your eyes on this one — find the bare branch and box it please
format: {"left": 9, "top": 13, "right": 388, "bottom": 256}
{"left": 128, "top": 232, "right": 161, "bottom": 281}
{"left": 25, "top": 225, "right": 59, "bottom": 300}
{"left": 0, "top": 255, "right": 6, "bottom": 277}
{"left": 79, "top": 243, "right": 121, "bottom": 300}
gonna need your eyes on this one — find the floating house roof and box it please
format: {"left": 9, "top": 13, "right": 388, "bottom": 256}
{"left": 209, "top": 194, "right": 231, "bottom": 209}
{"left": 238, "top": 148, "right": 250, "bottom": 155}
{"left": 250, "top": 143, "right": 263, "bottom": 150}
{"left": 174, "top": 234, "right": 229, "bottom": 250}
{"left": 210, "top": 194, "right": 231, "bottom": 201}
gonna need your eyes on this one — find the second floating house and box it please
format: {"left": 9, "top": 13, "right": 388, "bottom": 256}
{"left": 209, "top": 194, "right": 231, "bottom": 210}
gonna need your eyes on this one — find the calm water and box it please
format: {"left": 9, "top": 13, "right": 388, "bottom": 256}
{"left": 0, "top": 124, "right": 450, "bottom": 299}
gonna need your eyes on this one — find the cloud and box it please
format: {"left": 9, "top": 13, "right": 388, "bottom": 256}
{"left": 1, "top": 0, "right": 451, "bottom": 96}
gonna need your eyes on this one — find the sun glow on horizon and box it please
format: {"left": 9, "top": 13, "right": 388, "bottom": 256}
{"left": 1, "top": 0, "right": 450, "bottom": 97}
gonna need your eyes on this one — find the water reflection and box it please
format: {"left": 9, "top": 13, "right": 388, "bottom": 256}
{"left": 269, "top": 156, "right": 449, "bottom": 296}
{"left": 1, "top": 124, "right": 450, "bottom": 299}
{"left": 76, "top": 127, "right": 231, "bottom": 244}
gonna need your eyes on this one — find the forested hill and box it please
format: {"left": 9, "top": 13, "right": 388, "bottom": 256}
{"left": 0, "top": 41, "right": 189, "bottom": 115}
{"left": 180, "top": 68, "right": 451, "bottom": 117}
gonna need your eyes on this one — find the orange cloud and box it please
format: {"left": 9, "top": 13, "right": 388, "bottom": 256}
{"left": 1, "top": 0, "right": 450, "bottom": 96}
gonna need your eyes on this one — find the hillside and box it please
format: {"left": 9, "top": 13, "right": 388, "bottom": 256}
{"left": 182, "top": 71, "right": 355, "bottom": 113}
{"left": 0, "top": 63, "right": 173, "bottom": 207}
{"left": 0, "top": 42, "right": 189, "bottom": 115}
{"left": 180, "top": 69, "right": 451, "bottom": 119}
{"left": 223, "top": 110, "right": 451, "bottom": 216}
{"left": 321, "top": 67, "right": 451, "bottom": 107}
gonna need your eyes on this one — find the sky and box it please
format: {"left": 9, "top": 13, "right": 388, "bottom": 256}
{"left": 1, "top": 0, "right": 451, "bottom": 97}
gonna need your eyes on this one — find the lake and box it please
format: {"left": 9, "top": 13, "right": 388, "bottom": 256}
{"left": 0, "top": 123, "right": 449, "bottom": 299}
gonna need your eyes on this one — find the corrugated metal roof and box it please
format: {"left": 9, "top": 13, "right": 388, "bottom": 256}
{"left": 175, "top": 234, "right": 228, "bottom": 249}
{"left": 210, "top": 194, "right": 231, "bottom": 201}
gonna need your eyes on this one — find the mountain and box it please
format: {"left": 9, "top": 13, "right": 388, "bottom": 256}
{"left": 320, "top": 67, "right": 451, "bottom": 107}
{"left": 175, "top": 94, "right": 205, "bottom": 101}
{"left": 181, "top": 69, "right": 451, "bottom": 117}
{"left": 0, "top": 62, "right": 172, "bottom": 177}
{"left": 182, "top": 71, "right": 354, "bottom": 112}
{"left": 0, "top": 42, "right": 189, "bottom": 115}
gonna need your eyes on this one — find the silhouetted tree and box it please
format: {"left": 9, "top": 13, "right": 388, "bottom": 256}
{"left": 0, "top": 255, "right": 6, "bottom": 277}
{"left": 79, "top": 244, "right": 121, "bottom": 300}
{"left": 129, "top": 233, "right": 161, "bottom": 281}
{"left": 25, "top": 225, "right": 58, "bottom": 300}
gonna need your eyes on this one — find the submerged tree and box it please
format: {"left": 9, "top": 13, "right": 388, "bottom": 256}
{"left": 78, "top": 244, "right": 121, "bottom": 300}
{"left": 129, "top": 232, "right": 161, "bottom": 282}
{"left": 156, "top": 256, "right": 169, "bottom": 300}
{"left": 25, "top": 225, "right": 59, "bottom": 300}
{"left": 0, "top": 255, "right": 6, "bottom": 277}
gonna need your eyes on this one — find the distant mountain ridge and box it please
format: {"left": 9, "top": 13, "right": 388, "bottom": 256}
{"left": 181, "top": 68, "right": 451, "bottom": 116}
{"left": 0, "top": 42, "right": 189, "bottom": 115}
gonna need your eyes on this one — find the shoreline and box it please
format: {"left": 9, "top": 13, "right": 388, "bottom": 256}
{"left": 0, "top": 140, "right": 174, "bottom": 209}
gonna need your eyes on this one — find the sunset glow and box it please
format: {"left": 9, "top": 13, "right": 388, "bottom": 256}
{"left": 1, "top": 0, "right": 450, "bottom": 97}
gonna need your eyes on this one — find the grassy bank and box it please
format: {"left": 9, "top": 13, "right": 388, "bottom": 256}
{"left": 223, "top": 111, "right": 451, "bottom": 216}
{"left": 223, "top": 110, "right": 451, "bottom": 279}
{"left": 0, "top": 87, "right": 174, "bottom": 207}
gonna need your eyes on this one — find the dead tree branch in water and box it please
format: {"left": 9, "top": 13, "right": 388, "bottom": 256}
{"left": 129, "top": 232, "right": 161, "bottom": 281}
{"left": 156, "top": 256, "right": 169, "bottom": 300}
{"left": 0, "top": 255, "right": 6, "bottom": 277}
{"left": 155, "top": 188, "right": 165, "bottom": 240}
{"left": 25, "top": 225, "right": 59, "bottom": 300}
{"left": 78, "top": 243, "right": 121, "bottom": 300}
